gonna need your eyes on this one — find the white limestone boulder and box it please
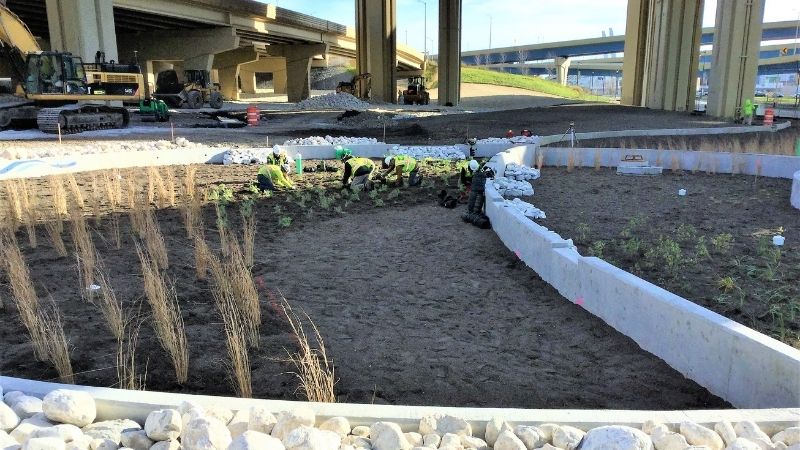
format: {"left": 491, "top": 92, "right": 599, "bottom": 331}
{"left": 283, "top": 427, "right": 339, "bottom": 450}
{"left": 82, "top": 420, "right": 141, "bottom": 444}
{"left": 31, "top": 425, "right": 82, "bottom": 443}
{"left": 120, "top": 430, "right": 153, "bottom": 450}
{"left": 725, "top": 438, "right": 762, "bottom": 450}
{"left": 226, "top": 411, "right": 249, "bottom": 440}
{"left": 11, "top": 415, "right": 55, "bottom": 444}
{"left": 0, "top": 402, "right": 20, "bottom": 432}
{"left": 227, "top": 431, "right": 283, "bottom": 450}
{"left": 514, "top": 425, "right": 546, "bottom": 450}
{"left": 773, "top": 428, "right": 800, "bottom": 446}
{"left": 493, "top": 430, "right": 526, "bottom": 450}
{"left": 422, "top": 434, "right": 440, "bottom": 448}
{"left": 88, "top": 438, "right": 117, "bottom": 450}
{"left": 145, "top": 410, "right": 182, "bottom": 442}
{"left": 652, "top": 430, "right": 690, "bottom": 450}
{"left": 734, "top": 423, "right": 770, "bottom": 444}
{"left": 440, "top": 434, "right": 460, "bottom": 448}
{"left": 581, "top": 426, "right": 652, "bottom": 450}
{"left": 21, "top": 437, "right": 65, "bottom": 450}
{"left": 63, "top": 434, "right": 92, "bottom": 450}
{"left": 485, "top": 418, "right": 513, "bottom": 447}
{"left": 247, "top": 408, "right": 277, "bottom": 436}
{"left": 418, "top": 415, "right": 471, "bottom": 437}
{"left": 149, "top": 440, "right": 180, "bottom": 450}
{"left": 715, "top": 422, "right": 737, "bottom": 448}
{"left": 403, "top": 433, "right": 422, "bottom": 448}
{"left": 271, "top": 409, "right": 315, "bottom": 442}
{"left": 349, "top": 428, "right": 369, "bottom": 439}
{"left": 553, "top": 426, "right": 585, "bottom": 450}
{"left": 369, "top": 422, "right": 410, "bottom": 450}
{"left": 459, "top": 435, "right": 488, "bottom": 450}
{"left": 1, "top": 430, "right": 20, "bottom": 450}
{"left": 680, "top": 422, "right": 724, "bottom": 450}
{"left": 42, "top": 391, "right": 96, "bottom": 427}
{"left": 182, "top": 416, "right": 232, "bottom": 450}
{"left": 319, "top": 418, "right": 350, "bottom": 438}
{"left": 10, "top": 397, "right": 43, "bottom": 420}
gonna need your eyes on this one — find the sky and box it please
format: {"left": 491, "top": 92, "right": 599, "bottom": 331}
{"left": 266, "top": 0, "right": 798, "bottom": 53}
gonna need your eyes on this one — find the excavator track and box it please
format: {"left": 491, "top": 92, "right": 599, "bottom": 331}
{"left": 37, "top": 105, "right": 130, "bottom": 134}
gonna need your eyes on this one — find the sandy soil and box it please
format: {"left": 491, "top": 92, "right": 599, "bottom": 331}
{"left": 0, "top": 163, "right": 728, "bottom": 409}
{"left": 530, "top": 168, "right": 799, "bottom": 348}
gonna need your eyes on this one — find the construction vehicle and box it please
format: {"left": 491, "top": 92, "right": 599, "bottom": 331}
{"left": 336, "top": 72, "right": 372, "bottom": 100}
{"left": 138, "top": 97, "right": 170, "bottom": 122}
{"left": 0, "top": 5, "right": 145, "bottom": 132}
{"left": 153, "top": 69, "right": 223, "bottom": 109}
{"left": 401, "top": 76, "right": 430, "bottom": 105}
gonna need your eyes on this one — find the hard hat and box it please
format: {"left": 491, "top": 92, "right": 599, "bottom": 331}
{"left": 335, "top": 147, "right": 352, "bottom": 160}
{"left": 468, "top": 159, "right": 479, "bottom": 171}
{"left": 273, "top": 146, "right": 281, "bottom": 156}
{"left": 385, "top": 156, "right": 393, "bottom": 166}
{"left": 467, "top": 137, "right": 477, "bottom": 145}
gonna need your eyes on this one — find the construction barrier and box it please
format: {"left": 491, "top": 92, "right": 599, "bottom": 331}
{"left": 246, "top": 105, "right": 259, "bottom": 126}
{"left": 764, "top": 107, "right": 774, "bottom": 127}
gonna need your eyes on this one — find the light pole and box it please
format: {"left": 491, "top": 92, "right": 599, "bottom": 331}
{"left": 794, "top": 9, "right": 800, "bottom": 105}
{"left": 489, "top": 16, "right": 492, "bottom": 49}
{"left": 417, "top": 0, "right": 427, "bottom": 61}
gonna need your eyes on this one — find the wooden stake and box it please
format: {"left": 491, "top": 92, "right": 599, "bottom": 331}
{"left": 57, "top": 123, "right": 62, "bottom": 144}
{"left": 170, "top": 121, "right": 175, "bottom": 142}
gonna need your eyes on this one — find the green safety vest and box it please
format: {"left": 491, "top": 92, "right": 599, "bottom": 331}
{"left": 742, "top": 101, "right": 754, "bottom": 116}
{"left": 266, "top": 153, "right": 288, "bottom": 166}
{"left": 347, "top": 157, "right": 374, "bottom": 173}
{"left": 394, "top": 155, "right": 417, "bottom": 173}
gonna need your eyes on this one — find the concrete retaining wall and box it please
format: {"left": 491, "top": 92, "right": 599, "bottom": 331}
{"left": 1, "top": 376, "right": 798, "bottom": 434}
{"left": 484, "top": 146, "right": 800, "bottom": 408}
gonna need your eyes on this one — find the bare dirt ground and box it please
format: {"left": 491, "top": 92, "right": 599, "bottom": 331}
{"left": 529, "top": 168, "right": 799, "bottom": 348}
{"left": 0, "top": 163, "right": 728, "bottom": 409}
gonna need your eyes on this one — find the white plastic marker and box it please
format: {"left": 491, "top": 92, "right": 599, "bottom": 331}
{"left": 678, "top": 189, "right": 687, "bottom": 196}
{"left": 773, "top": 235, "right": 785, "bottom": 247}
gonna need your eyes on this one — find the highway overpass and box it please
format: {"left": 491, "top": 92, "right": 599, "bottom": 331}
{"left": 4, "top": 0, "right": 424, "bottom": 102}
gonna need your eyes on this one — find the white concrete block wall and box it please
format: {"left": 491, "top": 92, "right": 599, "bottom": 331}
{"left": 485, "top": 145, "right": 800, "bottom": 408}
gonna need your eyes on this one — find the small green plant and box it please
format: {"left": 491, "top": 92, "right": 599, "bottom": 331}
{"left": 711, "top": 233, "right": 733, "bottom": 253}
{"left": 349, "top": 191, "right": 361, "bottom": 202}
{"left": 273, "top": 205, "right": 283, "bottom": 215}
{"left": 373, "top": 198, "right": 384, "bottom": 207}
{"left": 318, "top": 192, "right": 332, "bottom": 210}
{"left": 278, "top": 216, "right": 292, "bottom": 228}
{"left": 368, "top": 189, "right": 379, "bottom": 200}
{"left": 621, "top": 238, "right": 642, "bottom": 257}
{"left": 675, "top": 224, "right": 697, "bottom": 243}
{"left": 387, "top": 189, "right": 400, "bottom": 200}
{"left": 333, "top": 206, "right": 343, "bottom": 214}
{"left": 575, "top": 223, "right": 590, "bottom": 242}
{"left": 694, "top": 236, "right": 710, "bottom": 261}
{"left": 239, "top": 197, "right": 254, "bottom": 218}
{"left": 645, "top": 237, "right": 683, "bottom": 273}
{"left": 717, "top": 276, "right": 737, "bottom": 292}
{"left": 208, "top": 184, "right": 234, "bottom": 204}
{"left": 589, "top": 240, "right": 606, "bottom": 259}
{"left": 620, "top": 215, "right": 646, "bottom": 239}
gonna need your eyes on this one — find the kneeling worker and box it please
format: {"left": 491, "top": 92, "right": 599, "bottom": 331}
{"left": 336, "top": 146, "right": 374, "bottom": 190}
{"left": 256, "top": 163, "right": 294, "bottom": 191}
{"left": 382, "top": 154, "right": 421, "bottom": 187}
{"left": 267, "top": 147, "right": 291, "bottom": 174}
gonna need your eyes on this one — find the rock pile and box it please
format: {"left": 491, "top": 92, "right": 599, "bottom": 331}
{"left": 492, "top": 177, "right": 534, "bottom": 197}
{"left": 283, "top": 136, "right": 380, "bottom": 146}
{"left": 223, "top": 148, "right": 279, "bottom": 165}
{"left": 506, "top": 198, "right": 546, "bottom": 219}
{"left": 2, "top": 387, "right": 799, "bottom": 450}
{"left": 296, "top": 93, "right": 370, "bottom": 111}
{"left": 477, "top": 136, "right": 540, "bottom": 145}
{"left": 0, "top": 137, "right": 205, "bottom": 160}
{"left": 503, "top": 164, "right": 540, "bottom": 181}
{"left": 389, "top": 145, "right": 466, "bottom": 160}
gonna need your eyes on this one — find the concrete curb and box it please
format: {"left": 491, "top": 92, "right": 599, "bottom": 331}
{"left": 0, "top": 376, "right": 798, "bottom": 434}
{"left": 538, "top": 121, "right": 792, "bottom": 146}
{"left": 484, "top": 146, "right": 800, "bottom": 408}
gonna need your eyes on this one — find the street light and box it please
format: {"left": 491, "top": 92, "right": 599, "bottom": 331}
{"left": 417, "top": 0, "right": 427, "bottom": 61}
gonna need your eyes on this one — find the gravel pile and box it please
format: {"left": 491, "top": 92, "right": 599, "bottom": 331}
{"left": 283, "top": 136, "right": 381, "bottom": 146}
{"left": 504, "top": 164, "right": 541, "bottom": 181}
{"left": 478, "top": 136, "right": 540, "bottom": 145}
{"left": 0, "top": 137, "right": 205, "bottom": 160}
{"left": 389, "top": 145, "right": 466, "bottom": 160}
{"left": 506, "top": 198, "right": 546, "bottom": 219}
{"left": 493, "top": 176, "right": 534, "bottom": 197}
{"left": 296, "top": 93, "right": 370, "bottom": 111}
{"left": 1, "top": 387, "right": 798, "bottom": 450}
{"left": 223, "top": 148, "right": 274, "bottom": 165}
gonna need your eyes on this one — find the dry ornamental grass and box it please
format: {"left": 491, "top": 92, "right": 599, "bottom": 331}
{"left": 281, "top": 300, "right": 336, "bottom": 403}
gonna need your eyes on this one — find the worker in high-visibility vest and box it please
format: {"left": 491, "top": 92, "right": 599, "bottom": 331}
{"left": 336, "top": 146, "right": 374, "bottom": 191}
{"left": 382, "top": 154, "right": 422, "bottom": 187}
{"left": 256, "top": 163, "right": 294, "bottom": 191}
{"left": 742, "top": 99, "right": 755, "bottom": 126}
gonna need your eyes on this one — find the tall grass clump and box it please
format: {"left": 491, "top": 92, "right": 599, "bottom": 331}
{"left": 281, "top": 299, "right": 336, "bottom": 403}
{"left": 163, "top": 167, "right": 177, "bottom": 207}
{"left": 142, "top": 208, "right": 169, "bottom": 271}
{"left": 16, "top": 179, "right": 37, "bottom": 247}
{"left": 225, "top": 235, "right": 260, "bottom": 346}
{"left": 69, "top": 208, "right": 96, "bottom": 295}
{"left": 207, "top": 244, "right": 252, "bottom": 397}
{"left": 39, "top": 298, "right": 75, "bottom": 384}
{"left": 117, "top": 311, "right": 146, "bottom": 390}
{"left": 49, "top": 175, "right": 68, "bottom": 218}
{"left": 0, "top": 235, "right": 47, "bottom": 359}
{"left": 136, "top": 243, "right": 188, "bottom": 383}
{"left": 95, "top": 258, "right": 124, "bottom": 340}
{"left": 65, "top": 174, "right": 85, "bottom": 210}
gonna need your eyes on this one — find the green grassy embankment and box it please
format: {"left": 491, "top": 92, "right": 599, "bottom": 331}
{"left": 460, "top": 67, "right": 614, "bottom": 102}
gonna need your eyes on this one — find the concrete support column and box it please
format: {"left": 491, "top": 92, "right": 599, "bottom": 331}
{"left": 621, "top": 0, "right": 703, "bottom": 112}
{"left": 183, "top": 54, "right": 215, "bottom": 72}
{"left": 621, "top": 0, "right": 650, "bottom": 105}
{"left": 438, "top": 0, "right": 462, "bottom": 106}
{"left": 216, "top": 66, "right": 240, "bottom": 100}
{"left": 46, "top": 0, "right": 118, "bottom": 62}
{"left": 239, "top": 57, "right": 288, "bottom": 96}
{"left": 706, "top": 0, "right": 766, "bottom": 118}
{"left": 555, "top": 57, "right": 571, "bottom": 86}
{"left": 356, "top": 0, "right": 397, "bottom": 103}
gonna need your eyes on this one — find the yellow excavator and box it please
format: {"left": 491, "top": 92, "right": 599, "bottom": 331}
{"left": 0, "top": 5, "right": 145, "bottom": 132}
